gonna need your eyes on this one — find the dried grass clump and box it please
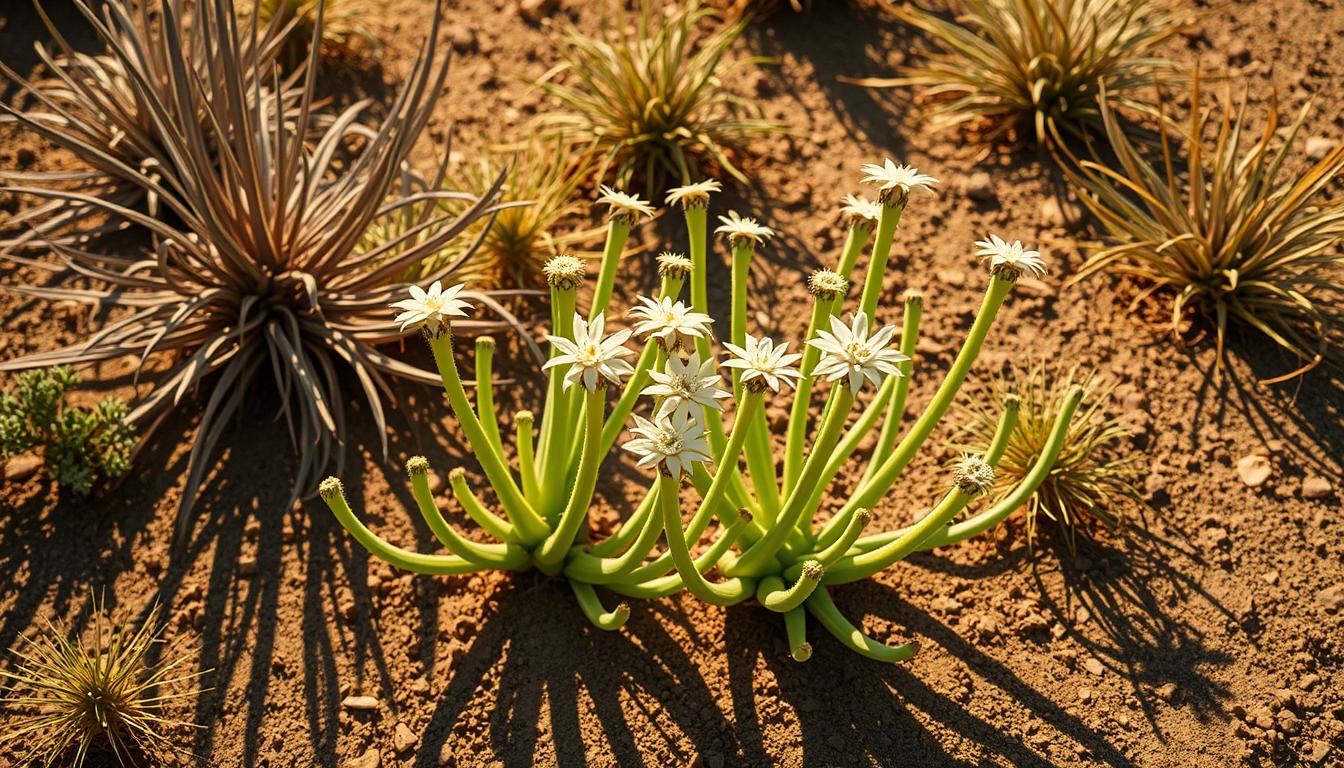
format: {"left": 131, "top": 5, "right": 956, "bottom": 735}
{"left": 853, "top": 0, "right": 1185, "bottom": 146}
{"left": 955, "top": 364, "right": 1144, "bottom": 552}
{"left": 0, "top": 0, "right": 517, "bottom": 512}
{"left": 1066, "top": 79, "right": 1344, "bottom": 381}
{"left": 0, "top": 600, "right": 205, "bottom": 767}
{"left": 364, "top": 136, "right": 599, "bottom": 289}
{"left": 241, "top": 0, "right": 380, "bottom": 65}
{"left": 535, "top": 0, "right": 784, "bottom": 194}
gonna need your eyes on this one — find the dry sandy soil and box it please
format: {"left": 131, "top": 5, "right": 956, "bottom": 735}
{"left": 2, "top": 0, "right": 1343, "bottom": 766}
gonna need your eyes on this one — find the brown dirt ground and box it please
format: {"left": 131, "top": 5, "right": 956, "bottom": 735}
{"left": 2, "top": 1, "right": 1344, "bottom": 766}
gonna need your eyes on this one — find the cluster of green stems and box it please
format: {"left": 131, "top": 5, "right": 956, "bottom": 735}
{"left": 320, "top": 179, "right": 1080, "bottom": 662}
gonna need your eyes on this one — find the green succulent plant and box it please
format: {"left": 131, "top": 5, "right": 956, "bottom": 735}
{"left": 0, "top": 367, "right": 136, "bottom": 495}
{"left": 322, "top": 162, "right": 1080, "bottom": 664}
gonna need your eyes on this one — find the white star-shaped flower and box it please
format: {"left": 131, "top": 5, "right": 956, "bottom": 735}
{"left": 629, "top": 295, "right": 714, "bottom": 350}
{"left": 808, "top": 311, "right": 908, "bottom": 396}
{"left": 543, "top": 313, "right": 635, "bottom": 391}
{"left": 664, "top": 179, "right": 722, "bottom": 209}
{"left": 715, "top": 210, "right": 775, "bottom": 248}
{"left": 839, "top": 193, "right": 882, "bottom": 228}
{"left": 391, "top": 280, "right": 473, "bottom": 335}
{"left": 723, "top": 335, "right": 803, "bottom": 393}
{"left": 974, "top": 234, "right": 1047, "bottom": 280}
{"left": 642, "top": 352, "right": 730, "bottom": 422}
{"left": 598, "top": 185, "right": 655, "bottom": 225}
{"left": 624, "top": 411, "right": 714, "bottom": 479}
{"left": 859, "top": 159, "right": 939, "bottom": 205}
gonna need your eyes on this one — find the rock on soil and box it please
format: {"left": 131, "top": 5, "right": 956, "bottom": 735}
{"left": 1301, "top": 476, "right": 1332, "bottom": 499}
{"left": 1236, "top": 454, "right": 1272, "bottom": 487}
{"left": 343, "top": 749, "right": 380, "bottom": 768}
{"left": 341, "top": 695, "right": 380, "bottom": 711}
{"left": 393, "top": 723, "right": 417, "bottom": 754}
{"left": 3, "top": 453, "right": 42, "bottom": 481}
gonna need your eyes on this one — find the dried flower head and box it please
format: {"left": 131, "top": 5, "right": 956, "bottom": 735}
{"left": 840, "top": 193, "right": 883, "bottom": 229}
{"left": 715, "top": 210, "right": 775, "bottom": 248}
{"left": 952, "top": 455, "right": 996, "bottom": 495}
{"left": 318, "top": 477, "right": 345, "bottom": 501}
{"left": 391, "top": 281, "right": 474, "bottom": 336}
{"left": 624, "top": 411, "right": 714, "bottom": 479}
{"left": 859, "top": 159, "right": 939, "bottom": 205}
{"left": 975, "top": 235, "right": 1047, "bottom": 281}
{"left": 723, "top": 335, "right": 803, "bottom": 393}
{"left": 598, "top": 185, "right": 656, "bottom": 227}
{"left": 657, "top": 252, "right": 694, "bottom": 279}
{"left": 543, "top": 254, "right": 588, "bottom": 290}
{"left": 630, "top": 296, "right": 715, "bottom": 350}
{"left": 665, "top": 180, "right": 723, "bottom": 209}
{"left": 808, "top": 312, "right": 909, "bottom": 395}
{"left": 642, "top": 352, "right": 731, "bottom": 422}
{"left": 544, "top": 314, "right": 636, "bottom": 391}
{"left": 808, "top": 270, "right": 849, "bottom": 301}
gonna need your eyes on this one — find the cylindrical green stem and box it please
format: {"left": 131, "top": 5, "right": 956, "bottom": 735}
{"left": 600, "top": 341, "right": 659, "bottom": 455}
{"left": 784, "top": 606, "right": 812, "bottom": 662}
{"left": 805, "top": 587, "right": 919, "bottom": 663}
{"left": 787, "top": 508, "right": 872, "bottom": 579}
{"left": 536, "top": 285, "right": 578, "bottom": 508}
{"left": 514, "top": 411, "right": 540, "bottom": 504}
{"left": 835, "top": 224, "right": 873, "bottom": 285}
{"left": 839, "top": 276, "right": 1014, "bottom": 519}
{"left": 860, "top": 292, "right": 922, "bottom": 485}
{"left": 783, "top": 292, "right": 838, "bottom": 494}
{"left": 320, "top": 481, "right": 483, "bottom": 575}
{"left": 474, "top": 337, "right": 502, "bottom": 459}
{"left": 446, "top": 468, "right": 519, "bottom": 545}
{"left": 915, "top": 388, "right": 1080, "bottom": 550}
{"left": 656, "top": 474, "right": 753, "bottom": 606}
{"left": 588, "top": 220, "right": 631, "bottom": 321}
{"left": 858, "top": 203, "right": 905, "bottom": 320}
{"left": 823, "top": 488, "right": 978, "bottom": 585}
{"left": 565, "top": 488, "right": 666, "bottom": 582}
{"left": 756, "top": 560, "right": 823, "bottom": 613}
{"left": 729, "top": 387, "right": 854, "bottom": 577}
{"left": 570, "top": 581, "right": 631, "bottom": 631}
{"left": 428, "top": 333, "right": 549, "bottom": 543}
{"left": 534, "top": 387, "right": 604, "bottom": 571}
{"left": 409, "top": 466, "right": 528, "bottom": 567}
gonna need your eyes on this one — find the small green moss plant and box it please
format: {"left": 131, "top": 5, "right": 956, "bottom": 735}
{"left": 955, "top": 364, "right": 1144, "bottom": 552}
{"left": 321, "top": 164, "right": 1081, "bottom": 662}
{"left": 0, "top": 599, "right": 205, "bottom": 767}
{"left": 0, "top": 367, "right": 136, "bottom": 494}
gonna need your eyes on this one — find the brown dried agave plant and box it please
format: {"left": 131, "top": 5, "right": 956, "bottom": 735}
{"left": 0, "top": 0, "right": 524, "bottom": 513}
{"left": 954, "top": 363, "right": 1144, "bottom": 552}
{"left": 0, "top": 598, "right": 206, "bottom": 767}
{"left": 848, "top": 0, "right": 1186, "bottom": 147}
{"left": 1065, "top": 78, "right": 1344, "bottom": 381}
{"left": 0, "top": 0, "right": 290, "bottom": 256}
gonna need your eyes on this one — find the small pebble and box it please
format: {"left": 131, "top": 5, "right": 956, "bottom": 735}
{"left": 3, "top": 453, "right": 43, "bottom": 481}
{"left": 1236, "top": 455, "right": 1271, "bottom": 487}
{"left": 1084, "top": 657, "right": 1105, "bottom": 676}
{"left": 1304, "top": 137, "right": 1334, "bottom": 161}
{"left": 516, "top": 0, "right": 557, "bottom": 22}
{"left": 341, "top": 695, "right": 380, "bottom": 711}
{"left": 343, "top": 749, "right": 380, "bottom": 768}
{"left": 393, "top": 723, "right": 417, "bottom": 754}
{"left": 1302, "top": 476, "right": 1332, "bottom": 499}
{"left": 965, "top": 172, "right": 995, "bottom": 202}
